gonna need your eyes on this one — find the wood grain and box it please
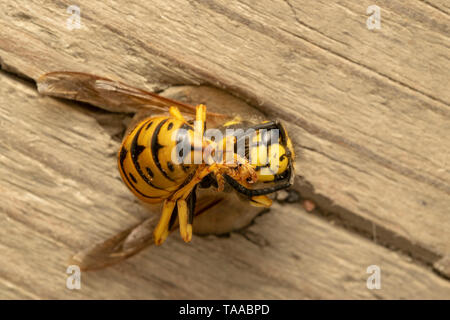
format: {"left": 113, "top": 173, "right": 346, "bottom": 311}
{"left": 0, "top": 0, "right": 449, "bottom": 298}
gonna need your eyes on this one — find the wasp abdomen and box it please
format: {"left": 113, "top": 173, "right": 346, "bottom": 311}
{"left": 118, "top": 116, "right": 196, "bottom": 203}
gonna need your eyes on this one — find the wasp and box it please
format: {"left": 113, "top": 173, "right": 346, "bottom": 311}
{"left": 38, "top": 72, "right": 295, "bottom": 270}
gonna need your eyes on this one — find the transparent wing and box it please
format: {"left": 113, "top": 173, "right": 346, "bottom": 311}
{"left": 69, "top": 192, "right": 227, "bottom": 271}
{"left": 37, "top": 71, "right": 229, "bottom": 124}
{"left": 69, "top": 216, "right": 159, "bottom": 271}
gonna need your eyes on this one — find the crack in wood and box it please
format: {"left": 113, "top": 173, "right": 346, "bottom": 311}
{"left": 293, "top": 176, "right": 442, "bottom": 268}
{"left": 195, "top": 0, "right": 450, "bottom": 110}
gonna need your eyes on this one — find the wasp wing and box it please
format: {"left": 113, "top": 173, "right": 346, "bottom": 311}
{"left": 69, "top": 216, "right": 161, "bottom": 271}
{"left": 37, "top": 71, "right": 229, "bottom": 123}
{"left": 69, "top": 193, "right": 227, "bottom": 271}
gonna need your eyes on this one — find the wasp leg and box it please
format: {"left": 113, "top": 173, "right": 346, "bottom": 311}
{"left": 171, "top": 165, "right": 213, "bottom": 200}
{"left": 215, "top": 173, "right": 225, "bottom": 192}
{"left": 168, "top": 204, "right": 179, "bottom": 230}
{"left": 187, "top": 187, "right": 197, "bottom": 236}
{"left": 165, "top": 165, "right": 226, "bottom": 241}
{"left": 224, "top": 160, "right": 258, "bottom": 186}
{"left": 250, "top": 195, "right": 273, "bottom": 207}
{"left": 236, "top": 178, "right": 273, "bottom": 208}
{"left": 169, "top": 106, "right": 186, "bottom": 121}
{"left": 176, "top": 199, "right": 191, "bottom": 242}
{"left": 179, "top": 187, "right": 197, "bottom": 242}
{"left": 191, "top": 104, "right": 207, "bottom": 164}
{"left": 160, "top": 162, "right": 260, "bottom": 243}
{"left": 195, "top": 104, "right": 207, "bottom": 130}
{"left": 154, "top": 199, "right": 176, "bottom": 245}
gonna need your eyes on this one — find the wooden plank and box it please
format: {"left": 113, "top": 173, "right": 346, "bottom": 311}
{"left": 1, "top": 69, "right": 449, "bottom": 299}
{"left": 0, "top": 0, "right": 449, "bottom": 297}
{"left": 0, "top": 1, "right": 448, "bottom": 266}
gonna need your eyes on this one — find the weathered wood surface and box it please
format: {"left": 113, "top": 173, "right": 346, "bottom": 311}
{"left": 0, "top": 0, "right": 449, "bottom": 299}
{"left": 1, "top": 73, "right": 449, "bottom": 299}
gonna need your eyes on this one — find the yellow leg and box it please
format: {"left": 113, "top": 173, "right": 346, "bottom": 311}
{"left": 186, "top": 224, "right": 193, "bottom": 242}
{"left": 154, "top": 200, "right": 176, "bottom": 245}
{"left": 152, "top": 165, "right": 213, "bottom": 245}
{"left": 169, "top": 106, "right": 185, "bottom": 121}
{"left": 177, "top": 199, "right": 191, "bottom": 242}
{"left": 196, "top": 104, "right": 207, "bottom": 130}
{"left": 193, "top": 104, "right": 206, "bottom": 164}
{"left": 170, "top": 164, "right": 222, "bottom": 201}
{"left": 250, "top": 195, "right": 273, "bottom": 208}
{"left": 215, "top": 173, "right": 225, "bottom": 192}
{"left": 157, "top": 164, "right": 224, "bottom": 244}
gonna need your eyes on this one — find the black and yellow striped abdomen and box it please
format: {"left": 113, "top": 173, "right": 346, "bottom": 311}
{"left": 118, "top": 116, "right": 196, "bottom": 203}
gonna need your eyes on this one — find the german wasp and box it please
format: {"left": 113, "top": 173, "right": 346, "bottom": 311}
{"left": 38, "top": 71, "right": 295, "bottom": 270}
